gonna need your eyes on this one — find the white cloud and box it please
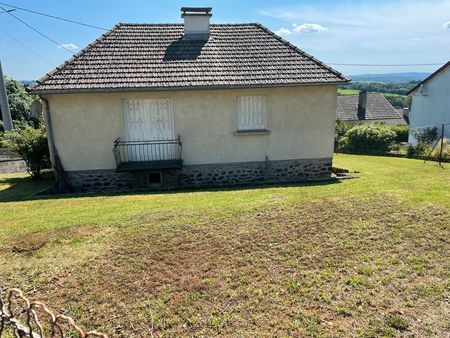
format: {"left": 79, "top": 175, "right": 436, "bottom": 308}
{"left": 292, "top": 23, "right": 328, "bottom": 33}
{"left": 260, "top": 1, "right": 450, "bottom": 52}
{"left": 259, "top": 0, "right": 450, "bottom": 74}
{"left": 275, "top": 27, "right": 291, "bottom": 36}
{"left": 59, "top": 43, "right": 78, "bottom": 50}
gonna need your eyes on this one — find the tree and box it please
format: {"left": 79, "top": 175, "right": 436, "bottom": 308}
{"left": 1, "top": 121, "right": 50, "bottom": 178}
{"left": 0, "top": 76, "right": 37, "bottom": 131}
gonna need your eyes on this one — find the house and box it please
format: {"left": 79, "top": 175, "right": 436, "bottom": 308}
{"left": 29, "top": 7, "right": 349, "bottom": 192}
{"left": 396, "top": 108, "right": 410, "bottom": 124}
{"left": 336, "top": 91, "right": 406, "bottom": 126}
{"left": 407, "top": 61, "right": 450, "bottom": 144}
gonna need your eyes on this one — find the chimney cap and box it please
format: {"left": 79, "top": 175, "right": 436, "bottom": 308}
{"left": 181, "top": 7, "right": 212, "bottom": 17}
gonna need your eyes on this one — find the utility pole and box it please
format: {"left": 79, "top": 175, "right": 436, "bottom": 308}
{"left": 0, "top": 59, "right": 13, "bottom": 131}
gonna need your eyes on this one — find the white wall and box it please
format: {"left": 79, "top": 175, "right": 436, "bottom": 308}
{"left": 44, "top": 85, "right": 338, "bottom": 171}
{"left": 409, "top": 66, "right": 450, "bottom": 144}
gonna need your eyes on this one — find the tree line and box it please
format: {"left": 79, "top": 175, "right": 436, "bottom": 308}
{"left": 340, "top": 81, "right": 419, "bottom": 95}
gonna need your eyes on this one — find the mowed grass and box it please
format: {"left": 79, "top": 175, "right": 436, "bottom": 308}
{"left": 0, "top": 154, "right": 449, "bottom": 337}
{"left": 337, "top": 89, "right": 359, "bottom": 95}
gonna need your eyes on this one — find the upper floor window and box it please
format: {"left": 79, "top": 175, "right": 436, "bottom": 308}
{"left": 236, "top": 96, "right": 267, "bottom": 131}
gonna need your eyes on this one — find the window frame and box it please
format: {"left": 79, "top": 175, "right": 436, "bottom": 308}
{"left": 235, "top": 95, "right": 269, "bottom": 133}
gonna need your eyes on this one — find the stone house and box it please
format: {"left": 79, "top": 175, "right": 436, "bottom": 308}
{"left": 29, "top": 7, "right": 349, "bottom": 192}
{"left": 336, "top": 91, "right": 407, "bottom": 126}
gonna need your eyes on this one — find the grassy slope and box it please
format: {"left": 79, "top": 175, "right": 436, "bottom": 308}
{"left": 337, "top": 89, "right": 359, "bottom": 95}
{"left": 0, "top": 155, "right": 449, "bottom": 337}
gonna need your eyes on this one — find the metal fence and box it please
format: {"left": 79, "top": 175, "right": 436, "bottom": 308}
{"left": 0, "top": 288, "right": 108, "bottom": 338}
{"left": 410, "top": 122, "right": 449, "bottom": 166}
{"left": 113, "top": 137, "right": 182, "bottom": 166}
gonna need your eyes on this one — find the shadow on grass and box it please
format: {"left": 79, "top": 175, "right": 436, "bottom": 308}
{"left": 0, "top": 175, "right": 344, "bottom": 203}
{"left": 0, "top": 173, "right": 55, "bottom": 203}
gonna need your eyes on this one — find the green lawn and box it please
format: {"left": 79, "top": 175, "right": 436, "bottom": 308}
{"left": 0, "top": 154, "right": 449, "bottom": 337}
{"left": 337, "top": 89, "right": 359, "bottom": 95}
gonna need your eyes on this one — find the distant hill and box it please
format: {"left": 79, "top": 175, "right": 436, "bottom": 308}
{"left": 349, "top": 72, "right": 430, "bottom": 83}
{"left": 20, "top": 80, "right": 34, "bottom": 86}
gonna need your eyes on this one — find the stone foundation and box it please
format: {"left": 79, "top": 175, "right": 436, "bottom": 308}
{"left": 66, "top": 158, "right": 332, "bottom": 193}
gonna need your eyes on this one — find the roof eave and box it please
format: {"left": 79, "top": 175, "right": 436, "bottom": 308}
{"left": 406, "top": 60, "right": 450, "bottom": 95}
{"left": 29, "top": 81, "right": 349, "bottom": 95}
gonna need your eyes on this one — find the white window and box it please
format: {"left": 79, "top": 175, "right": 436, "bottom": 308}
{"left": 237, "top": 96, "right": 267, "bottom": 131}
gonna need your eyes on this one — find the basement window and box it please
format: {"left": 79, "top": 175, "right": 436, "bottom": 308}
{"left": 147, "top": 172, "right": 162, "bottom": 186}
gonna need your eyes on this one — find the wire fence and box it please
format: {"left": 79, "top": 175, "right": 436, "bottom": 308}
{"left": 410, "top": 122, "right": 449, "bottom": 166}
{"left": 0, "top": 288, "right": 108, "bottom": 338}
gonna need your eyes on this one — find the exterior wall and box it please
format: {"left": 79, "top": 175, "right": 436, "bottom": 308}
{"left": 0, "top": 159, "right": 27, "bottom": 174}
{"left": 409, "top": 67, "right": 450, "bottom": 144}
{"left": 66, "top": 158, "right": 332, "bottom": 193}
{"left": 43, "top": 85, "right": 338, "bottom": 171}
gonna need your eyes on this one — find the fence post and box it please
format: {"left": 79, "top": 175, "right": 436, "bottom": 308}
{"left": 439, "top": 123, "right": 444, "bottom": 166}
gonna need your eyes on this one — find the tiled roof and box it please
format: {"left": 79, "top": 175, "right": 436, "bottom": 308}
{"left": 336, "top": 93, "right": 403, "bottom": 121}
{"left": 29, "top": 23, "right": 348, "bottom": 94}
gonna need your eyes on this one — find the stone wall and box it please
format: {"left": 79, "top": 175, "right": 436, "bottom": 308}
{"left": 66, "top": 158, "right": 332, "bottom": 193}
{"left": 0, "top": 159, "right": 28, "bottom": 174}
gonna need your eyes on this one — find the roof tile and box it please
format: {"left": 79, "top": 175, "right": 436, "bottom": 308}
{"left": 336, "top": 93, "right": 404, "bottom": 121}
{"left": 30, "top": 23, "right": 348, "bottom": 94}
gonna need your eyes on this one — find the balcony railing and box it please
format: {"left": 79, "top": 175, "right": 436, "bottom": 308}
{"left": 113, "top": 136, "right": 183, "bottom": 171}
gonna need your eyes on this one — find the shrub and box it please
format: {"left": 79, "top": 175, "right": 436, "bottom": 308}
{"left": 388, "top": 125, "right": 409, "bottom": 143}
{"left": 412, "top": 127, "right": 438, "bottom": 144}
{"left": 1, "top": 122, "right": 50, "bottom": 178}
{"left": 339, "top": 124, "right": 396, "bottom": 154}
{"left": 406, "top": 143, "right": 427, "bottom": 157}
{"left": 335, "top": 120, "right": 355, "bottom": 150}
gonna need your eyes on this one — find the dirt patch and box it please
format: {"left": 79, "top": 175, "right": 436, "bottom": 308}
{"left": 61, "top": 224, "right": 102, "bottom": 238}
{"left": 3, "top": 225, "right": 102, "bottom": 254}
{"left": 9, "top": 233, "right": 49, "bottom": 254}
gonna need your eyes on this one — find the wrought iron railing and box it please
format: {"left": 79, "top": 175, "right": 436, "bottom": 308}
{"left": 113, "top": 136, "right": 182, "bottom": 168}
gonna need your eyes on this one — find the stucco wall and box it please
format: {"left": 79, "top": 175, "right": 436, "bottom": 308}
{"left": 409, "top": 67, "right": 450, "bottom": 144}
{"left": 44, "top": 85, "right": 338, "bottom": 171}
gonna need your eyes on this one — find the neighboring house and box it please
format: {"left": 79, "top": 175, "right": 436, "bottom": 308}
{"left": 407, "top": 61, "right": 450, "bottom": 144}
{"left": 336, "top": 91, "right": 406, "bottom": 126}
{"left": 396, "top": 108, "right": 410, "bottom": 124}
{"left": 29, "top": 7, "right": 348, "bottom": 192}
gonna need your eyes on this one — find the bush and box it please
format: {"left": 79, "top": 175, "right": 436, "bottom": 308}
{"left": 412, "top": 127, "right": 438, "bottom": 144}
{"left": 339, "top": 124, "right": 396, "bottom": 154}
{"left": 1, "top": 122, "right": 50, "bottom": 178}
{"left": 335, "top": 120, "right": 355, "bottom": 150}
{"left": 406, "top": 143, "right": 429, "bottom": 157}
{"left": 388, "top": 125, "right": 409, "bottom": 143}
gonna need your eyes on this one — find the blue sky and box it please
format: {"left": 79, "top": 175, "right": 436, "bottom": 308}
{"left": 1, "top": 0, "right": 450, "bottom": 80}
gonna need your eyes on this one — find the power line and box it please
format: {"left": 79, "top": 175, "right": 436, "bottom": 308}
{"left": 0, "top": 2, "right": 107, "bottom": 30}
{"left": 328, "top": 63, "right": 444, "bottom": 67}
{"left": 0, "top": 8, "right": 14, "bottom": 14}
{"left": 0, "top": 6, "right": 74, "bottom": 54}
{"left": 0, "top": 27, "right": 55, "bottom": 67}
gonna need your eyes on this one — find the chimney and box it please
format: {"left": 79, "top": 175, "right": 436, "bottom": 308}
{"left": 357, "top": 91, "right": 367, "bottom": 120}
{"left": 181, "top": 7, "right": 212, "bottom": 39}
